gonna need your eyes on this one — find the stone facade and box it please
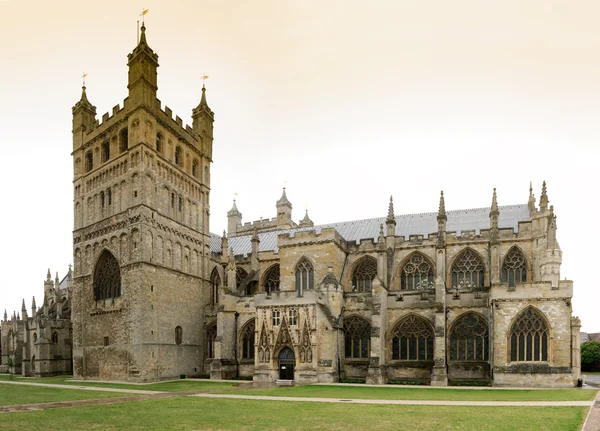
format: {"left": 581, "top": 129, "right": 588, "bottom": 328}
{"left": 1, "top": 25, "right": 581, "bottom": 387}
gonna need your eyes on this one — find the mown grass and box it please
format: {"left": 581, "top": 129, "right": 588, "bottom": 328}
{"left": 0, "top": 375, "right": 241, "bottom": 392}
{"left": 0, "top": 384, "right": 135, "bottom": 406}
{"left": 230, "top": 384, "right": 597, "bottom": 401}
{"left": 0, "top": 396, "right": 588, "bottom": 431}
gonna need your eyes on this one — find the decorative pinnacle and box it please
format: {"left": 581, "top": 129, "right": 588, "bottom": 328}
{"left": 32, "top": 296, "right": 36, "bottom": 311}
{"left": 437, "top": 190, "right": 447, "bottom": 221}
{"left": 277, "top": 187, "right": 292, "bottom": 208}
{"left": 227, "top": 199, "right": 241, "bottom": 217}
{"left": 139, "top": 22, "right": 147, "bottom": 44}
{"left": 46, "top": 268, "right": 51, "bottom": 281}
{"left": 4, "top": 309, "right": 7, "bottom": 321}
{"left": 540, "top": 180, "right": 549, "bottom": 210}
{"left": 21, "top": 299, "right": 26, "bottom": 312}
{"left": 490, "top": 188, "right": 499, "bottom": 215}
{"left": 386, "top": 195, "right": 395, "bottom": 224}
{"left": 251, "top": 227, "right": 259, "bottom": 242}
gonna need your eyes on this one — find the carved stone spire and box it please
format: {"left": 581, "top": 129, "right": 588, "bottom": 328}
{"left": 386, "top": 196, "right": 396, "bottom": 237}
{"left": 31, "top": 296, "right": 36, "bottom": 316}
{"left": 221, "top": 230, "right": 228, "bottom": 256}
{"left": 3, "top": 309, "right": 7, "bottom": 321}
{"left": 528, "top": 181, "right": 536, "bottom": 215}
{"left": 251, "top": 228, "right": 260, "bottom": 270}
{"left": 46, "top": 268, "right": 51, "bottom": 282}
{"left": 489, "top": 188, "right": 499, "bottom": 245}
{"left": 437, "top": 191, "right": 447, "bottom": 248}
{"left": 227, "top": 199, "right": 242, "bottom": 235}
{"left": 547, "top": 205, "right": 557, "bottom": 249}
{"left": 299, "top": 209, "right": 314, "bottom": 227}
{"left": 276, "top": 187, "right": 293, "bottom": 228}
{"left": 377, "top": 223, "right": 386, "bottom": 249}
{"left": 539, "top": 180, "right": 549, "bottom": 212}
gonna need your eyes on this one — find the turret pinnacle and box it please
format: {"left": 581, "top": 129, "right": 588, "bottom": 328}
{"left": 31, "top": 296, "right": 36, "bottom": 315}
{"left": 489, "top": 188, "right": 499, "bottom": 246}
{"left": 299, "top": 209, "right": 314, "bottom": 227}
{"left": 437, "top": 191, "right": 447, "bottom": 222}
{"left": 276, "top": 188, "right": 292, "bottom": 208}
{"left": 139, "top": 22, "right": 147, "bottom": 45}
{"left": 227, "top": 200, "right": 241, "bottom": 217}
{"left": 490, "top": 188, "right": 499, "bottom": 216}
{"left": 55, "top": 272, "right": 60, "bottom": 288}
{"left": 46, "top": 268, "right": 51, "bottom": 281}
{"left": 3, "top": 310, "right": 6, "bottom": 321}
{"left": 539, "top": 180, "right": 549, "bottom": 211}
{"left": 528, "top": 181, "right": 536, "bottom": 215}
{"left": 21, "top": 299, "right": 26, "bottom": 313}
{"left": 386, "top": 196, "right": 395, "bottom": 223}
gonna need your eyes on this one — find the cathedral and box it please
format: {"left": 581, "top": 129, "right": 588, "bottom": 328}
{"left": 1, "top": 24, "right": 582, "bottom": 387}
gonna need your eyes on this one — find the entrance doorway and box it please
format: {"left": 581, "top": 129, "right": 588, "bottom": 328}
{"left": 278, "top": 347, "right": 295, "bottom": 380}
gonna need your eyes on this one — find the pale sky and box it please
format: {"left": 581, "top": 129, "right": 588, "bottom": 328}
{"left": 0, "top": 1, "right": 598, "bottom": 329}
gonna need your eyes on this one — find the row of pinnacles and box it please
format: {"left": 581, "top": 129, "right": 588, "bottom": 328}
{"left": 0, "top": 269, "right": 73, "bottom": 376}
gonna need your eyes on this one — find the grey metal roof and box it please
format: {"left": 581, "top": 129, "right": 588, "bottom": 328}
{"left": 210, "top": 204, "right": 530, "bottom": 256}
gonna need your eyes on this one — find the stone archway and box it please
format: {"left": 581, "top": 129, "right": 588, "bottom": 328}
{"left": 278, "top": 347, "right": 295, "bottom": 380}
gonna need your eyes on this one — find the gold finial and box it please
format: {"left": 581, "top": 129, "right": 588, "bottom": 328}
{"left": 202, "top": 73, "right": 209, "bottom": 88}
{"left": 140, "top": 8, "right": 149, "bottom": 23}
{"left": 81, "top": 72, "right": 87, "bottom": 86}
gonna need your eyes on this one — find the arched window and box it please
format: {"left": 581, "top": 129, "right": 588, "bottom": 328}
{"left": 510, "top": 307, "right": 549, "bottom": 362}
{"left": 241, "top": 320, "right": 255, "bottom": 360}
{"left": 295, "top": 258, "right": 314, "bottom": 296}
{"left": 206, "top": 324, "right": 217, "bottom": 359}
{"left": 86, "top": 151, "right": 93, "bottom": 172}
{"left": 156, "top": 133, "right": 162, "bottom": 154}
{"left": 451, "top": 249, "right": 485, "bottom": 289}
{"left": 263, "top": 265, "right": 280, "bottom": 294}
{"left": 344, "top": 316, "right": 371, "bottom": 359}
{"left": 120, "top": 128, "right": 129, "bottom": 152}
{"left": 52, "top": 332, "right": 59, "bottom": 344}
{"left": 351, "top": 257, "right": 377, "bottom": 292}
{"left": 210, "top": 267, "right": 220, "bottom": 306}
{"left": 175, "top": 147, "right": 182, "bottom": 166}
{"left": 236, "top": 267, "right": 248, "bottom": 292}
{"left": 102, "top": 141, "right": 110, "bottom": 162}
{"left": 400, "top": 253, "right": 434, "bottom": 290}
{"left": 502, "top": 247, "right": 527, "bottom": 287}
{"left": 93, "top": 250, "right": 121, "bottom": 301}
{"left": 192, "top": 159, "right": 199, "bottom": 177}
{"left": 391, "top": 315, "right": 434, "bottom": 361}
{"left": 175, "top": 326, "right": 182, "bottom": 345}
{"left": 449, "top": 313, "right": 488, "bottom": 361}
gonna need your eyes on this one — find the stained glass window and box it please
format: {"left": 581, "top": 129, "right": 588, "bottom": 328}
{"left": 451, "top": 249, "right": 485, "bottom": 289}
{"left": 93, "top": 251, "right": 121, "bottom": 301}
{"left": 449, "top": 313, "right": 488, "bottom": 361}
{"left": 510, "top": 308, "right": 549, "bottom": 362}
{"left": 400, "top": 253, "right": 434, "bottom": 290}
{"left": 391, "top": 315, "right": 434, "bottom": 361}
{"left": 241, "top": 320, "right": 255, "bottom": 360}
{"left": 263, "top": 265, "right": 280, "bottom": 293}
{"left": 295, "top": 258, "right": 314, "bottom": 295}
{"left": 502, "top": 247, "right": 527, "bottom": 287}
{"left": 351, "top": 257, "right": 377, "bottom": 292}
{"left": 344, "top": 316, "right": 370, "bottom": 359}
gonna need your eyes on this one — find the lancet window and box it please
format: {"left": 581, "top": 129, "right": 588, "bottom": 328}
{"left": 120, "top": 128, "right": 128, "bottom": 152}
{"left": 206, "top": 324, "right": 217, "bottom": 359}
{"left": 449, "top": 313, "right": 489, "bottom": 361}
{"left": 510, "top": 307, "right": 549, "bottom": 362}
{"left": 351, "top": 257, "right": 377, "bottom": 292}
{"left": 295, "top": 258, "right": 314, "bottom": 296}
{"left": 241, "top": 320, "right": 255, "bottom": 360}
{"left": 175, "top": 326, "right": 182, "bottom": 345}
{"left": 175, "top": 146, "right": 182, "bottom": 166}
{"left": 391, "top": 315, "right": 434, "bottom": 361}
{"left": 263, "top": 265, "right": 280, "bottom": 294}
{"left": 344, "top": 316, "right": 371, "bottom": 359}
{"left": 502, "top": 247, "right": 527, "bottom": 287}
{"left": 210, "top": 267, "right": 220, "bottom": 306}
{"left": 236, "top": 267, "right": 248, "bottom": 291}
{"left": 156, "top": 133, "right": 162, "bottom": 154}
{"left": 400, "top": 253, "right": 434, "bottom": 290}
{"left": 451, "top": 249, "right": 485, "bottom": 289}
{"left": 93, "top": 250, "right": 121, "bottom": 301}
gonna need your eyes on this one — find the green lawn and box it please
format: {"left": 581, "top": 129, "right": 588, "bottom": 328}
{"left": 0, "top": 375, "right": 241, "bottom": 392}
{"left": 0, "top": 385, "right": 136, "bottom": 406}
{"left": 231, "top": 384, "right": 597, "bottom": 401}
{"left": 0, "top": 397, "right": 588, "bottom": 431}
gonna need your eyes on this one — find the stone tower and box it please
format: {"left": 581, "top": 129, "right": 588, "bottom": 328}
{"left": 71, "top": 24, "right": 214, "bottom": 381}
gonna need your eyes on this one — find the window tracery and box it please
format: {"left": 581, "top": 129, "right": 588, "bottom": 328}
{"left": 400, "top": 253, "right": 434, "bottom": 290}
{"left": 295, "top": 258, "right": 314, "bottom": 295}
{"left": 502, "top": 247, "right": 527, "bottom": 287}
{"left": 510, "top": 307, "right": 549, "bottom": 362}
{"left": 210, "top": 267, "right": 220, "bottom": 306}
{"left": 391, "top": 315, "right": 434, "bottom": 361}
{"left": 236, "top": 267, "right": 248, "bottom": 291}
{"left": 241, "top": 320, "right": 255, "bottom": 360}
{"left": 263, "top": 265, "right": 280, "bottom": 294}
{"left": 206, "top": 324, "right": 217, "bottom": 359}
{"left": 344, "top": 316, "right": 370, "bottom": 359}
{"left": 93, "top": 251, "right": 121, "bottom": 301}
{"left": 449, "top": 313, "right": 488, "bottom": 361}
{"left": 351, "top": 257, "right": 377, "bottom": 292}
{"left": 451, "top": 249, "right": 485, "bottom": 289}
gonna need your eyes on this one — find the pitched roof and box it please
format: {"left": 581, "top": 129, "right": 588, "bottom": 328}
{"left": 211, "top": 204, "right": 530, "bottom": 255}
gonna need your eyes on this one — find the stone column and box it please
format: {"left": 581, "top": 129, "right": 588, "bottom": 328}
{"left": 366, "top": 278, "right": 388, "bottom": 384}
{"left": 571, "top": 316, "right": 582, "bottom": 385}
{"left": 431, "top": 248, "right": 448, "bottom": 386}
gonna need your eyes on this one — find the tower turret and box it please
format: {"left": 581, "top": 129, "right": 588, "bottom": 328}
{"left": 276, "top": 188, "right": 293, "bottom": 228}
{"left": 227, "top": 200, "right": 242, "bottom": 235}
{"left": 299, "top": 209, "right": 314, "bottom": 227}
{"left": 44, "top": 269, "right": 54, "bottom": 299}
{"left": 72, "top": 85, "right": 97, "bottom": 153}
{"left": 192, "top": 84, "right": 215, "bottom": 160}
{"left": 127, "top": 23, "right": 159, "bottom": 107}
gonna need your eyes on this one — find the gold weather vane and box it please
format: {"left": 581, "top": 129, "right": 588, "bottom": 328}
{"left": 81, "top": 73, "right": 87, "bottom": 86}
{"left": 202, "top": 74, "right": 209, "bottom": 87}
{"left": 141, "top": 8, "right": 149, "bottom": 23}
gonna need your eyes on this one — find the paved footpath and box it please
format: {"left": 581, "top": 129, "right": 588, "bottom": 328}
{"left": 582, "top": 391, "right": 600, "bottom": 431}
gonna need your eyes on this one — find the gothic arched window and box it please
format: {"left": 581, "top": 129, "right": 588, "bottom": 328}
{"left": 295, "top": 258, "right": 314, "bottom": 296}
{"left": 241, "top": 319, "right": 255, "bottom": 360}
{"left": 351, "top": 257, "right": 377, "bottom": 292}
{"left": 400, "top": 253, "right": 434, "bottom": 290}
{"left": 192, "top": 159, "right": 199, "bottom": 178}
{"left": 344, "top": 316, "right": 371, "bottom": 359}
{"left": 52, "top": 332, "right": 59, "bottom": 344}
{"left": 449, "top": 313, "right": 488, "bottom": 361}
{"left": 156, "top": 133, "right": 162, "bottom": 154}
{"left": 236, "top": 267, "right": 248, "bottom": 292}
{"left": 120, "top": 128, "right": 128, "bottom": 152}
{"left": 93, "top": 250, "right": 121, "bottom": 301}
{"left": 86, "top": 151, "right": 93, "bottom": 172}
{"left": 451, "top": 249, "right": 485, "bottom": 289}
{"left": 502, "top": 247, "right": 527, "bottom": 287}
{"left": 391, "top": 315, "right": 434, "bottom": 361}
{"left": 510, "top": 307, "right": 549, "bottom": 362}
{"left": 263, "top": 265, "right": 280, "bottom": 294}
{"left": 175, "top": 146, "right": 182, "bottom": 166}
{"left": 210, "top": 267, "right": 220, "bottom": 306}
{"left": 206, "top": 323, "right": 217, "bottom": 359}
{"left": 175, "top": 326, "right": 182, "bottom": 345}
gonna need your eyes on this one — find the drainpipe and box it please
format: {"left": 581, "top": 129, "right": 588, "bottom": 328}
{"left": 234, "top": 312, "right": 239, "bottom": 379}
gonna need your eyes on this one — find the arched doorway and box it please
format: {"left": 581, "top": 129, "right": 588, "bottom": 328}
{"left": 278, "top": 347, "right": 295, "bottom": 380}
